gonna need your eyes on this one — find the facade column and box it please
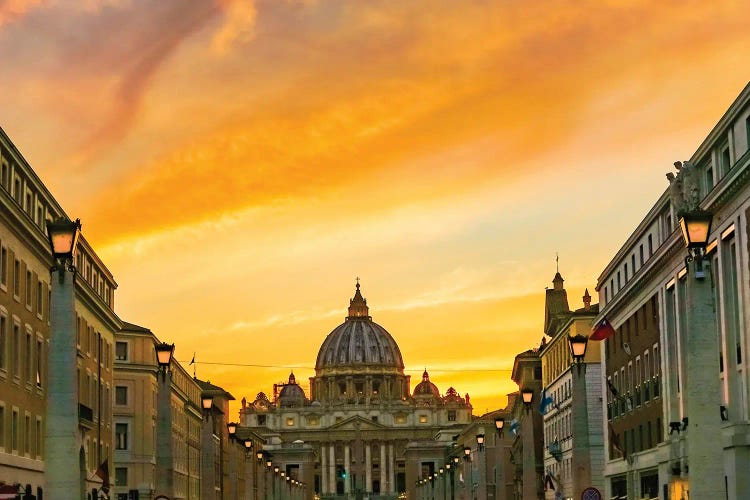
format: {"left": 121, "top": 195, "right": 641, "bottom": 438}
{"left": 388, "top": 443, "right": 395, "bottom": 494}
{"left": 345, "top": 442, "right": 351, "bottom": 494}
{"left": 156, "top": 370, "right": 175, "bottom": 497}
{"left": 365, "top": 442, "right": 372, "bottom": 493}
{"left": 330, "top": 443, "right": 336, "bottom": 494}
{"left": 321, "top": 443, "right": 328, "bottom": 494}
{"left": 201, "top": 413, "right": 216, "bottom": 500}
{"left": 380, "top": 443, "right": 387, "bottom": 494}
{"left": 685, "top": 263, "right": 725, "bottom": 498}
{"left": 45, "top": 266, "right": 83, "bottom": 499}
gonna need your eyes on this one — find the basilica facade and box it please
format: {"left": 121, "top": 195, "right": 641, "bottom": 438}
{"left": 239, "top": 283, "right": 474, "bottom": 499}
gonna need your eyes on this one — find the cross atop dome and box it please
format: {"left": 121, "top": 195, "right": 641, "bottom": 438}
{"left": 347, "top": 278, "right": 371, "bottom": 319}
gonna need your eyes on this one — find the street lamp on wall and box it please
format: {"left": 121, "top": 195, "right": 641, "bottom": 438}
{"left": 244, "top": 438, "right": 253, "bottom": 452}
{"left": 256, "top": 451, "right": 264, "bottom": 463}
{"left": 463, "top": 446, "right": 471, "bottom": 461}
{"left": 679, "top": 209, "right": 713, "bottom": 278}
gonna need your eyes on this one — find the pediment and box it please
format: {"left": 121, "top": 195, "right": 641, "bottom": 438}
{"left": 326, "top": 415, "right": 387, "bottom": 431}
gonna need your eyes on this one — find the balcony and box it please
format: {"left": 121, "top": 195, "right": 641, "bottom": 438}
{"left": 79, "top": 403, "right": 95, "bottom": 430}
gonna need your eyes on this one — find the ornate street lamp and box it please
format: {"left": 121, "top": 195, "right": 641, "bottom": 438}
{"left": 476, "top": 433, "right": 485, "bottom": 451}
{"left": 274, "top": 466, "right": 280, "bottom": 474}
{"left": 244, "top": 438, "right": 253, "bottom": 451}
{"left": 495, "top": 416, "right": 505, "bottom": 437}
{"left": 256, "top": 450, "right": 264, "bottom": 463}
{"left": 201, "top": 394, "right": 213, "bottom": 416}
{"left": 568, "top": 334, "right": 589, "bottom": 372}
{"left": 155, "top": 342, "right": 174, "bottom": 376}
{"left": 227, "top": 422, "right": 238, "bottom": 437}
{"left": 679, "top": 209, "right": 713, "bottom": 278}
{"left": 46, "top": 217, "right": 81, "bottom": 282}
{"left": 452, "top": 456, "right": 459, "bottom": 465}
{"left": 266, "top": 458, "right": 273, "bottom": 469}
{"left": 463, "top": 446, "right": 471, "bottom": 461}
{"left": 521, "top": 388, "right": 533, "bottom": 405}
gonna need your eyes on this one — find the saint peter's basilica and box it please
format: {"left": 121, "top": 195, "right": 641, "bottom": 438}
{"left": 239, "top": 283, "right": 475, "bottom": 499}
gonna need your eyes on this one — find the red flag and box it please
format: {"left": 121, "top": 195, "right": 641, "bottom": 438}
{"left": 590, "top": 317, "right": 615, "bottom": 341}
{"left": 95, "top": 458, "right": 110, "bottom": 491}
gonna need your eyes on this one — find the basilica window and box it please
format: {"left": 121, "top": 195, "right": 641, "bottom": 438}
{"left": 418, "top": 415, "right": 428, "bottom": 424}
{"left": 448, "top": 410, "right": 456, "bottom": 422}
{"left": 257, "top": 415, "right": 266, "bottom": 426}
{"left": 339, "top": 383, "right": 346, "bottom": 395}
{"left": 286, "top": 417, "right": 295, "bottom": 427}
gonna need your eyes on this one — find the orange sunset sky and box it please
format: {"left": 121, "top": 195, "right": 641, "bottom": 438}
{"left": 1, "top": 0, "right": 749, "bottom": 416}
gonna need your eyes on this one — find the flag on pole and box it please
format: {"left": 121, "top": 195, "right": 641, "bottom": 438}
{"left": 608, "top": 423, "right": 626, "bottom": 459}
{"left": 94, "top": 458, "right": 110, "bottom": 491}
{"left": 606, "top": 379, "right": 619, "bottom": 398}
{"left": 539, "top": 389, "right": 555, "bottom": 415}
{"left": 509, "top": 418, "right": 519, "bottom": 436}
{"left": 590, "top": 317, "right": 616, "bottom": 341}
{"left": 189, "top": 353, "right": 195, "bottom": 365}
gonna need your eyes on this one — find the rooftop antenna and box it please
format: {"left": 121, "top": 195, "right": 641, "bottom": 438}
{"left": 556, "top": 252, "right": 559, "bottom": 273}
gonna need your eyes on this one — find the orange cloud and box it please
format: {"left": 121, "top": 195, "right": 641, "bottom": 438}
{"left": 0, "top": 0, "right": 45, "bottom": 28}
{"left": 213, "top": 0, "right": 257, "bottom": 54}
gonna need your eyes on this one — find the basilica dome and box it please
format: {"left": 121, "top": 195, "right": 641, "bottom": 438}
{"left": 315, "top": 282, "right": 405, "bottom": 372}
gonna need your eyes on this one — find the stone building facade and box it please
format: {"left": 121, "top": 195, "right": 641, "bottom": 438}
{"left": 596, "top": 82, "right": 750, "bottom": 499}
{"left": 239, "top": 283, "right": 473, "bottom": 499}
{"left": 538, "top": 274, "right": 604, "bottom": 499}
{"left": 0, "top": 127, "right": 120, "bottom": 497}
{"left": 112, "top": 322, "right": 204, "bottom": 500}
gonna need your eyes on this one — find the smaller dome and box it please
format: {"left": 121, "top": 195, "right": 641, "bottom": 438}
{"left": 443, "top": 387, "right": 463, "bottom": 403}
{"left": 413, "top": 370, "right": 440, "bottom": 398}
{"left": 279, "top": 372, "right": 306, "bottom": 407}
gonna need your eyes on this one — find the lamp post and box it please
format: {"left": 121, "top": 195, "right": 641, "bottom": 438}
{"left": 274, "top": 466, "right": 280, "bottom": 500}
{"left": 521, "top": 389, "right": 533, "bottom": 410}
{"left": 201, "top": 393, "right": 216, "bottom": 499}
{"left": 475, "top": 430, "right": 487, "bottom": 500}
{"left": 44, "top": 216, "right": 84, "bottom": 499}
{"left": 265, "top": 458, "right": 272, "bottom": 500}
{"left": 155, "top": 342, "right": 176, "bottom": 498}
{"left": 678, "top": 209, "right": 725, "bottom": 498}
{"left": 566, "top": 332, "right": 593, "bottom": 498}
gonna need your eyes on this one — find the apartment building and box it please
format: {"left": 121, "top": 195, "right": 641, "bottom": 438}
{"left": 596, "top": 82, "right": 750, "bottom": 499}
{"left": 539, "top": 274, "right": 604, "bottom": 499}
{"left": 0, "top": 127, "right": 120, "bottom": 496}
{"left": 113, "top": 322, "right": 204, "bottom": 500}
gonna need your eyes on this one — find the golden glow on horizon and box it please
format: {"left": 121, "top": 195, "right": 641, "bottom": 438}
{"left": 1, "top": 0, "right": 749, "bottom": 415}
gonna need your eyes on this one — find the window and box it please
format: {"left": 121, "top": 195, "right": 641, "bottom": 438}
{"left": 13, "top": 259, "right": 20, "bottom": 297}
{"left": 447, "top": 410, "right": 456, "bottom": 422}
{"left": 604, "top": 286, "right": 608, "bottom": 303}
{"left": 115, "top": 342, "right": 127, "bottom": 361}
{"left": 25, "top": 270, "right": 31, "bottom": 306}
{"left": 25, "top": 332, "right": 31, "bottom": 383}
{"left": 631, "top": 254, "right": 636, "bottom": 274}
{"left": 36, "top": 339, "right": 42, "bottom": 387}
{"left": 371, "top": 416, "right": 378, "bottom": 423}
{"left": 115, "top": 423, "right": 128, "bottom": 450}
{"left": 12, "top": 324, "right": 20, "bottom": 377}
{"left": 648, "top": 234, "right": 653, "bottom": 257}
{"left": 617, "top": 271, "right": 621, "bottom": 289}
{"left": 115, "top": 467, "right": 128, "bottom": 486}
{"left": 624, "top": 263, "right": 628, "bottom": 282}
{"left": 705, "top": 165, "right": 714, "bottom": 192}
{"left": 257, "top": 415, "right": 266, "bottom": 426}
{"left": 286, "top": 417, "right": 295, "bottom": 426}
{"left": 115, "top": 386, "right": 127, "bottom": 406}
{"left": 11, "top": 409, "right": 18, "bottom": 451}
{"left": 0, "top": 315, "right": 6, "bottom": 370}
{"left": 418, "top": 415, "right": 428, "bottom": 423}
{"left": 0, "top": 247, "right": 6, "bottom": 287}
{"left": 36, "top": 281, "right": 42, "bottom": 317}
{"left": 721, "top": 144, "right": 731, "bottom": 173}
{"left": 639, "top": 244, "right": 644, "bottom": 266}
{"left": 24, "top": 414, "right": 30, "bottom": 454}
